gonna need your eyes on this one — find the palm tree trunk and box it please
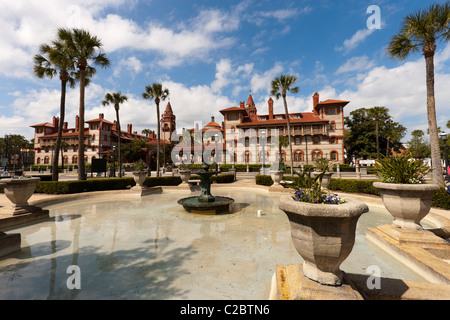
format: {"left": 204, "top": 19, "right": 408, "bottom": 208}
{"left": 52, "top": 78, "right": 67, "bottom": 181}
{"left": 283, "top": 96, "right": 294, "bottom": 174}
{"left": 376, "top": 118, "right": 380, "bottom": 159}
{"left": 156, "top": 102, "right": 161, "bottom": 177}
{"left": 424, "top": 52, "right": 444, "bottom": 186}
{"left": 115, "top": 107, "right": 122, "bottom": 178}
{"left": 78, "top": 67, "right": 86, "bottom": 181}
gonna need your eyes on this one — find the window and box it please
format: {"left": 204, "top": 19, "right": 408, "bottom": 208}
{"left": 294, "top": 151, "right": 303, "bottom": 162}
{"left": 330, "top": 122, "right": 336, "bottom": 130}
{"left": 229, "top": 114, "right": 237, "bottom": 121}
{"left": 44, "top": 156, "right": 50, "bottom": 164}
{"left": 37, "top": 157, "right": 41, "bottom": 164}
{"left": 330, "top": 137, "right": 337, "bottom": 144}
{"left": 328, "top": 107, "right": 336, "bottom": 115}
{"left": 313, "top": 136, "right": 320, "bottom": 145}
{"left": 245, "top": 137, "right": 249, "bottom": 147}
{"left": 295, "top": 137, "right": 301, "bottom": 145}
{"left": 312, "top": 150, "right": 322, "bottom": 161}
{"left": 72, "top": 156, "right": 78, "bottom": 164}
{"left": 330, "top": 151, "right": 338, "bottom": 161}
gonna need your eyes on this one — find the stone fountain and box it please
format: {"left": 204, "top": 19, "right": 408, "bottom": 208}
{"left": 177, "top": 163, "right": 234, "bottom": 215}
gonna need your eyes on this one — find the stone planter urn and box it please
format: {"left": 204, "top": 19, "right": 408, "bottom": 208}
{"left": 279, "top": 195, "right": 369, "bottom": 286}
{"left": 132, "top": 171, "right": 147, "bottom": 188}
{"left": 312, "top": 172, "right": 333, "bottom": 189}
{"left": 373, "top": 182, "right": 440, "bottom": 230}
{"left": 270, "top": 170, "right": 284, "bottom": 186}
{"left": 2, "top": 177, "right": 41, "bottom": 216}
{"left": 179, "top": 169, "right": 192, "bottom": 185}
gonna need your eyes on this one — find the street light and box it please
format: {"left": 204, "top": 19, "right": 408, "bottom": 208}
{"left": 440, "top": 132, "right": 448, "bottom": 181}
{"left": 112, "top": 145, "right": 116, "bottom": 177}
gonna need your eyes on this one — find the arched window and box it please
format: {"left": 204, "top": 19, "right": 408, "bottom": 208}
{"left": 44, "top": 156, "right": 50, "bottom": 164}
{"left": 72, "top": 156, "right": 78, "bottom": 164}
{"left": 64, "top": 156, "right": 69, "bottom": 165}
{"left": 313, "top": 136, "right": 320, "bottom": 145}
{"left": 312, "top": 150, "right": 322, "bottom": 161}
{"left": 294, "top": 151, "right": 303, "bottom": 162}
{"left": 36, "top": 157, "right": 41, "bottom": 164}
{"left": 330, "top": 151, "right": 338, "bottom": 161}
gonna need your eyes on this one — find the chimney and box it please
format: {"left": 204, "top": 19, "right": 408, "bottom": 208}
{"left": 112, "top": 120, "right": 117, "bottom": 131}
{"left": 240, "top": 101, "right": 245, "bottom": 108}
{"left": 313, "top": 92, "right": 320, "bottom": 116}
{"left": 211, "top": 116, "right": 215, "bottom": 123}
{"left": 63, "top": 122, "right": 68, "bottom": 130}
{"left": 268, "top": 98, "right": 274, "bottom": 120}
{"left": 127, "top": 124, "right": 132, "bottom": 134}
{"left": 75, "top": 115, "right": 79, "bottom": 131}
{"left": 52, "top": 116, "right": 59, "bottom": 131}
{"left": 313, "top": 92, "right": 320, "bottom": 109}
{"left": 99, "top": 113, "right": 104, "bottom": 119}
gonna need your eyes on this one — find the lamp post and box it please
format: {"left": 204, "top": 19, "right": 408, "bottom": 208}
{"left": 112, "top": 145, "right": 116, "bottom": 177}
{"left": 261, "top": 129, "right": 266, "bottom": 175}
{"left": 440, "top": 132, "right": 448, "bottom": 181}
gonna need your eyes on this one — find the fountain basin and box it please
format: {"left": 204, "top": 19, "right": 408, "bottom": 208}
{"left": 177, "top": 196, "right": 234, "bottom": 215}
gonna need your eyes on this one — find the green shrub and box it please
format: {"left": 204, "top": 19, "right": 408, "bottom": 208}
{"left": 328, "top": 179, "right": 381, "bottom": 196}
{"left": 211, "top": 173, "right": 235, "bottom": 183}
{"left": 431, "top": 186, "right": 450, "bottom": 210}
{"left": 143, "top": 176, "right": 182, "bottom": 187}
{"left": 255, "top": 175, "right": 273, "bottom": 186}
{"left": 35, "top": 178, "right": 135, "bottom": 194}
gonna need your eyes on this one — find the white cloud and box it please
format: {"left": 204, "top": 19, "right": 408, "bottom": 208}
{"left": 336, "top": 29, "right": 375, "bottom": 54}
{"left": 335, "top": 56, "right": 376, "bottom": 74}
{"left": 113, "top": 56, "right": 143, "bottom": 78}
{"left": 250, "top": 62, "right": 284, "bottom": 94}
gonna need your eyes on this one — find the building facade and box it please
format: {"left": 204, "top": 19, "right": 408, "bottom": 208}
{"left": 218, "top": 92, "right": 348, "bottom": 165}
{"left": 31, "top": 114, "right": 154, "bottom": 166}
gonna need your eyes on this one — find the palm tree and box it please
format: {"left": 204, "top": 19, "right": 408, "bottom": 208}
{"left": 387, "top": 3, "right": 449, "bottom": 186}
{"left": 270, "top": 75, "right": 299, "bottom": 175}
{"left": 142, "top": 83, "right": 169, "bottom": 177}
{"left": 102, "top": 92, "right": 128, "bottom": 178}
{"left": 59, "top": 28, "right": 110, "bottom": 181}
{"left": 33, "top": 35, "right": 77, "bottom": 181}
{"left": 141, "top": 129, "right": 152, "bottom": 138}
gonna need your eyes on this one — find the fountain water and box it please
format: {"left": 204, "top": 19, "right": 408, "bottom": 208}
{"left": 177, "top": 163, "right": 234, "bottom": 214}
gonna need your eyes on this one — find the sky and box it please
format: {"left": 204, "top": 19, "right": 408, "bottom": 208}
{"left": 0, "top": 0, "right": 449, "bottom": 142}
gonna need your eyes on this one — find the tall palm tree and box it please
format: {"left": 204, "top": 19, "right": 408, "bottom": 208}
{"left": 387, "top": 3, "right": 449, "bottom": 186}
{"left": 141, "top": 129, "right": 152, "bottom": 139}
{"left": 59, "top": 28, "right": 110, "bottom": 181}
{"left": 102, "top": 92, "right": 128, "bottom": 178}
{"left": 142, "top": 83, "right": 170, "bottom": 177}
{"left": 271, "top": 75, "right": 299, "bottom": 175}
{"left": 33, "top": 36, "right": 77, "bottom": 181}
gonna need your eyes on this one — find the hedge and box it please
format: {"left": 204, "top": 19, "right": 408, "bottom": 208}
{"left": 189, "top": 173, "right": 235, "bottom": 184}
{"left": 255, "top": 175, "right": 273, "bottom": 186}
{"left": 34, "top": 177, "right": 136, "bottom": 194}
{"left": 143, "top": 176, "right": 182, "bottom": 187}
{"left": 431, "top": 186, "right": 450, "bottom": 210}
{"left": 328, "top": 179, "right": 381, "bottom": 196}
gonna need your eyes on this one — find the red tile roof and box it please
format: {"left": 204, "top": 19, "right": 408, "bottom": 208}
{"left": 219, "top": 106, "right": 247, "bottom": 113}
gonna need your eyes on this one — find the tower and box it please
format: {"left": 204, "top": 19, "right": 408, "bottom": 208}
{"left": 161, "top": 101, "right": 176, "bottom": 142}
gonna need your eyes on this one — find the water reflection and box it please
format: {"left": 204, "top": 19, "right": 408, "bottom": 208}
{"left": 0, "top": 188, "right": 429, "bottom": 299}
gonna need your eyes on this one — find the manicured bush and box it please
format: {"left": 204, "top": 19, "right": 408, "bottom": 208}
{"left": 328, "top": 179, "right": 380, "bottom": 196}
{"left": 255, "top": 175, "right": 273, "bottom": 186}
{"left": 143, "top": 176, "right": 182, "bottom": 187}
{"left": 35, "top": 177, "right": 135, "bottom": 194}
{"left": 431, "top": 186, "right": 450, "bottom": 210}
{"left": 211, "top": 173, "right": 235, "bottom": 183}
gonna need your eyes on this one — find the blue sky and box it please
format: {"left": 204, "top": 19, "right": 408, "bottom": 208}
{"left": 1, "top": 0, "right": 449, "bottom": 141}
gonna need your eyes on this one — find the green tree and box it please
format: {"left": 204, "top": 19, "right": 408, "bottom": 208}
{"left": 387, "top": 3, "right": 449, "bottom": 185}
{"left": 270, "top": 75, "right": 299, "bottom": 174}
{"left": 408, "top": 130, "right": 431, "bottom": 159}
{"left": 59, "top": 28, "right": 110, "bottom": 181}
{"left": 345, "top": 107, "right": 406, "bottom": 160}
{"left": 102, "top": 92, "right": 128, "bottom": 178}
{"left": 141, "top": 129, "right": 153, "bottom": 138}
{"left": 142, "top": 83, "right": 170, "bottom": 177}
{"left": 367, "top": 106, "right": 389, "bottom": 159}
{"left": 33, "top": 33, "right": 78, "bottom": 181}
